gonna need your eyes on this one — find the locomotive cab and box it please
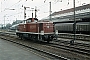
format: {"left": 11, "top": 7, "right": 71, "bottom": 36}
{"left": 38, "top": 22, "right": 54, "bottom": 42}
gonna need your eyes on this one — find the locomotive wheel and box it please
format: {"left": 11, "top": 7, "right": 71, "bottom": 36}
{"left": 19, "top": 34, "right": 23, "bottom": 40}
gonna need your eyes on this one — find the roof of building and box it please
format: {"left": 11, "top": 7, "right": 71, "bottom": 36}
{"left": 51, "top": 4, "right": 90, "bottom": 16}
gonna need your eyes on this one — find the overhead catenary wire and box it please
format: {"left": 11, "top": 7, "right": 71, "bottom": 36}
{"left": 1, "top": 0, "right": 24, "bottom": 13}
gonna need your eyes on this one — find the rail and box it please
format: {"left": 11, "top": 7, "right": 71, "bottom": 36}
{"left": 58, "top": 33, "right": 90, "bottom": 41}
{"left": 0, "top": 31, "right": 90, "bottom": 41}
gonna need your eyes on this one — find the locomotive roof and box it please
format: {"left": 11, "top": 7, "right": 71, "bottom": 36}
{"left": 18, "top": 21, "right": 53, "bottom": 25}
{"left": 27, "top": 21, "right": 53, "bottom": 23}
{"left": 27, "top": 18, "right": 38, "bottom": 20}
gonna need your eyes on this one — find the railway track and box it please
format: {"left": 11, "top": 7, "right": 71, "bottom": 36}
{"left": 0, "top": 31, "right": 90, "bottom": 43}
{"left": 0, "top": 31, "right": 90, "bottom": 48}
{"left": 51, "top": 36, "right": 90, "bottom": 56}
{"left": 0, "top": 31, "right": 90, "bottom": 60}
{"left": 58, "top": 33, "right": 90, "bottom": 41}
{"left": 0, "top": 33, "right": 70, "bottom": 60}
{"left": 49, "top": 42, "right": 90, "bottom": 56}
{"left": 53, "top": 38, "right": 90, "bottom": 47}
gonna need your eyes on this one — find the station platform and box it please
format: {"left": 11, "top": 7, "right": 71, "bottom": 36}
{"left": 0, "top": 39, "right": 47, "bottom": 60}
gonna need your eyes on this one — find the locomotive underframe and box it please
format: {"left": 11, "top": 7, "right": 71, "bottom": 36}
{"left": 16, "top": 32, "right": 54, "bottom": 42}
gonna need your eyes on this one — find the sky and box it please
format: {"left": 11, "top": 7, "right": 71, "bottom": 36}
{"left": 0, "top": 0, "right": 90, "bottom": 25}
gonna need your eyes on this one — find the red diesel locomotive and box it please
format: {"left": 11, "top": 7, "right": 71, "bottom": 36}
{"left": 16, "top": 18, "right": 57, "bottom": 42}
